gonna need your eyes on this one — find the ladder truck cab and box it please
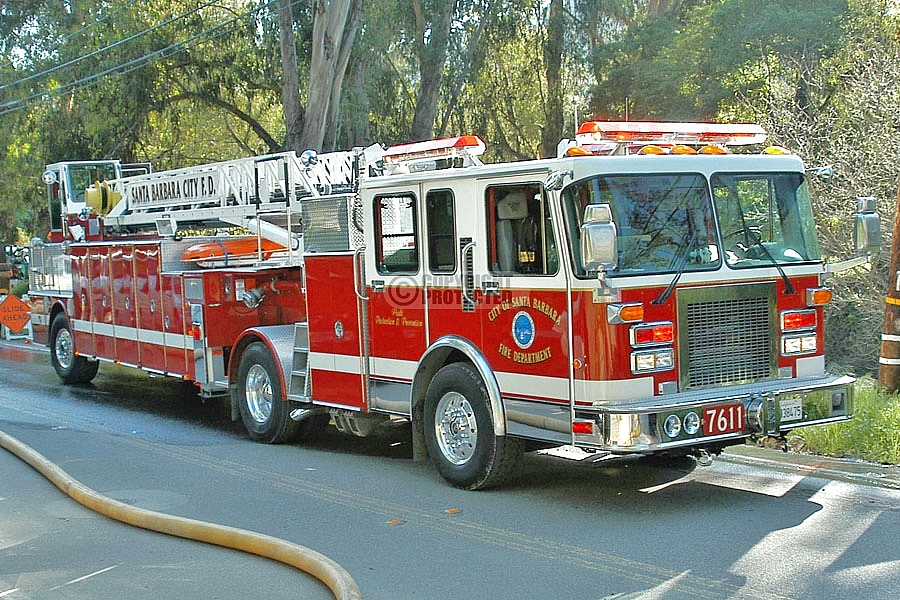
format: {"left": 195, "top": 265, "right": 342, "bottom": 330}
{"left": 28, "top": 122, "right": 880, "bottom": 489}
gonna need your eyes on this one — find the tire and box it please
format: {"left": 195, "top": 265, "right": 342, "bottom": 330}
{"left": 235, "top": 342, "right": 300, "bottom": 443}
{"left": 49, "top": 313, "right": 99, "bottom": 384}
{"left": 424, "top": 362, "right": 523, "bottom": 490}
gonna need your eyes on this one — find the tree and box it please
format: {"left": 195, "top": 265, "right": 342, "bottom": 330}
{"left": 296, "top": 0, "right": 363, "bottom": 151}
{"left": 742, "top": 0, "right": 900, "bottom": 375}
{"left": 409, "top": 0, "right": 455, "bottom": 140}
{"left": 590, "top": 0, "right": 849, "bottom": 120}
{"left": 279, "top": 0, "right": 304, "bottom": 152}
{"left": 540, "top": 0, "right": 565, "bottom": 158}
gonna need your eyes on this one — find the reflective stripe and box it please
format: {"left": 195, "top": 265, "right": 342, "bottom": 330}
{"left": 71, "top": 319, "right": 191, "bottom": 349}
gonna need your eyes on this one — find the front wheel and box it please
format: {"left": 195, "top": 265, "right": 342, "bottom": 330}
{"left": 235, "top": 342, "right": 300, "bottom": 444}
{"left": 424, "top": 362, "right": 523, "bottom": 490}
{"left": 49, "top": 313, "right": 98, "bottom": 384}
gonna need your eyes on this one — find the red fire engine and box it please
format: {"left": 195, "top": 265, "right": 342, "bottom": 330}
{"left": 28, "top": 122, "right": 880, "bottom": 489}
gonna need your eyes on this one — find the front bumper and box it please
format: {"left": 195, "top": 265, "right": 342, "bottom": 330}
{"left": 573, "top": 374, "right": 854, "bottom": 453}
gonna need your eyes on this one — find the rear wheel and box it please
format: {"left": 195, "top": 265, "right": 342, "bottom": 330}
{"left": 49, "top": 313, "right": 98, "bottom": 384}
{"left": 424, "top": 362, "right": 523, "bottom": 490}
{"left": 235, "top": 342, "right": 300, "bottom": 443}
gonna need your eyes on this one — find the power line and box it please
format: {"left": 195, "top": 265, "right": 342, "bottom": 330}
{"left": 2, "top": 0, "right": 146, "bottom": 71}
{"left": 0, "top": 0, "right": 221, "bottom": 93}
{"left": 0, "top": 0, "right": 300, "bottom": 117}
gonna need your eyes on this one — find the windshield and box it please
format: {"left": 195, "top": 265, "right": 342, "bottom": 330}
{"left": 65, "top": 162, "right": 119, "bottom": 204}
{"left": 711, "top": 172, "right": 820, "bottom": 267}
{"left": 563, "top": 173, "right": 718, "bottom": 277}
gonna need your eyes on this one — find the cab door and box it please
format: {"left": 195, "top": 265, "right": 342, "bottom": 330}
{"left": 364, "top": 187, "right": 428, "bottom": 410}
{"left": 473, "top": 178, "right": 572, "bottom": 442}
{"left": 423, "top": 180, "right": 483, "bottom": 349}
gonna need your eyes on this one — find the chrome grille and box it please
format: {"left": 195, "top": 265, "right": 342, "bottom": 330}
{"left": 678, "top": 283, "right": 776, "bottom": 388}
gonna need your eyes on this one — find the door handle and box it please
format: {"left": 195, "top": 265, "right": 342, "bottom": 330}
{"left": 460, "top": 239, "right": 476, "bottom": 310}
{"left": 353, "top": 246, "right": 368, "bottom": 300}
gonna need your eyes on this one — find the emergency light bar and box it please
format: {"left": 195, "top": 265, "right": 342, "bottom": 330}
{"left": 575, "top": 121, "right": 768, "bottom": 148}
{"left": 383, "top": 135, "right": 486, "bottom": 164}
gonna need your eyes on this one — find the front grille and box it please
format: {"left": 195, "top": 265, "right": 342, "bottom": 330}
{"left": 678, "top": 283, "right": 776, "bottom": 389}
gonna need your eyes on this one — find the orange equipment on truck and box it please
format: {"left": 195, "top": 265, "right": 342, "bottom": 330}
{"left": 28, "top": 123, "right": 879, "bottom": 489}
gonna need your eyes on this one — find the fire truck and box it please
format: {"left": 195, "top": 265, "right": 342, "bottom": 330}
{"left": 27, "top": 121, "right": 879, "bottom": 489}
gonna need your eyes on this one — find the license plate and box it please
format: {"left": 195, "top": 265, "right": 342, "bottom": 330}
{"left": 702, "top": 403, "right": 745, "bottom": 436}
{"left": 780, "top": 397, "right": 803, "bottom": 421}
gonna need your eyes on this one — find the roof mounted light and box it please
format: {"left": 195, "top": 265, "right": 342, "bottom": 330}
{"left": 764, "top": 145, "right": 792, "bottom": 155}
{"left": 384, "top": 135, "right": 485, "bottom": 162}
{"left": 699, "top": 144, "right": 728, "bottom": 155}
{"left": 565, "top": 146, "right": 593, "bottom": 157}
{"left": 671, "top": 144, "right": 697, "bottom": 155}
{"left": 575, "top": 121, "right": 768, "bottom": 149}
{"left": 637, "top": 144, "right": 667, "bottom": 155}
{"left": 382, "top": 135, "right": 486, "bottom": 174}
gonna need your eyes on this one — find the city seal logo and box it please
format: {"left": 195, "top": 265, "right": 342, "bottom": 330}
{"left": 511, "top": 310, "right": 535, "bottom": 350}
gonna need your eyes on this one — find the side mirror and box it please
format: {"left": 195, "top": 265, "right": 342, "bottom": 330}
{"left": 854, "top": 196, "right": 880, "bottom": 256}
{"left": 580, "top": 204, "right": 618, "bottom": 273}
{"left": 546, "top": 169, "right": 572, "bottom": 190}
{"left": 807, "top": 165, "right": 834, "bottom": 182}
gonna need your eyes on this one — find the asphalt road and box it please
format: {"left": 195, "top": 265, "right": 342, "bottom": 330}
{"left": 2, "top": 339, "right": 900, "bottom": 599}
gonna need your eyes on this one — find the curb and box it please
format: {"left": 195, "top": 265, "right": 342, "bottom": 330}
{"left": 722, "top": 444, "right": 900, "bottom": 490}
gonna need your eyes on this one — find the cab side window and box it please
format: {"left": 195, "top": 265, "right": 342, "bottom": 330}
{"left": 48, "top": 178, "right": 64, "bottom": 232}
{"left": 486, "top": 184, "right": 558, "bottom": 275}
{"left": 426, "top": 189, "right": 456, "bottom": 273}
{"left": 375, "top": 193, "right": 419, "bottom": 274}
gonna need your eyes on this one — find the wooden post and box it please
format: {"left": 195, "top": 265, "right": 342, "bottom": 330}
{"left": 879, "top": 185, "right": 900, "bottom": 391}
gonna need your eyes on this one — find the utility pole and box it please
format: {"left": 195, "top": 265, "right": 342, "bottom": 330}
{"left": 879, "top": 185, "right": 900, "bottom": 391}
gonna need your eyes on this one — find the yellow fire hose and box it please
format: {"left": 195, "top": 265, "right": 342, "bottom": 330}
{"left": 0, "top": 430, "right": 361, "bottom": 600}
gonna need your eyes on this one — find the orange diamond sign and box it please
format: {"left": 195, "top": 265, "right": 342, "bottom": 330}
{"left": 0, "top": 294, "right": 32, "bottom": 334}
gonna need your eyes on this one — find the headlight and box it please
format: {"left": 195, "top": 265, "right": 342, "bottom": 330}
{"left": 663, "top": 414, "right": 682, "bottom": 438}
{"left": 631, "top": 348, "right": 674, "bottom": 373}
{"left": 782, "top": 333, "right": 817, "bottom": 355}
{"left": 683, "top": 411, "right": 701, "bottom": 435}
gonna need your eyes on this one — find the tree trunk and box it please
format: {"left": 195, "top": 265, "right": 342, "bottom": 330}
{"left": 410, "top": 0, "right": 455, "bottom": 141}
{"left": 300, "top": 0, "right": 357, "bottom": 151}
{"left": 323, "top": 0, "right": 364, "bottom": 151}
{"left": 437, "top": 1, "right": 492, "bottom": 138}
{"left": 541, "top": 0, "right": 565, "bottom": 158}
{"left": 279, "top": 0, "right": 303, "bottom": 152}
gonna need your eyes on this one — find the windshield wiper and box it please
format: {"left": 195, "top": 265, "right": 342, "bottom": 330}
{"left": 652, "top": 230, "right": 697, "bottom": 305}
{"left": 742, "top": 228, "right": 797, "bottom": 295}
{"left": 728, "top": 181, "right": 796, "bottom": 295}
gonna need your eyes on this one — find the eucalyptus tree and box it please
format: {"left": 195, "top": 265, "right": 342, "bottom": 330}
{"left": 589, "top": 0, "right": 848, "bottom": 120}
{"left": 0, "top": 0, "right": 177, "bottom": 239}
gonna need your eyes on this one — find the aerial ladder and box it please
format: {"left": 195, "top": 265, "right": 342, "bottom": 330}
{"left": 87, "top": 147, "right": 377, "bottom": 259}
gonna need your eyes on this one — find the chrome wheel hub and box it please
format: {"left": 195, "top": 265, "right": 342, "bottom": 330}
{"left": 245, "top": 364, "right": 273, "bottom": 424}
{"left": 434, "top": 391, "right": 477, "bottom": 465}
{"left": 54, "top": 328, "right": 74, "bottom": 370}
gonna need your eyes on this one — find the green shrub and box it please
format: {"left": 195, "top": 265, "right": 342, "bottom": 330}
{"left": 790, "top": 378, "right": 900, "bottom": 464}
{"left": 10, "top": 280, "right": 28, "bottom": 298}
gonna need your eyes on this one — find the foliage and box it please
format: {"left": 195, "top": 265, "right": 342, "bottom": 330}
{"left": 591, "top": 0, "right": 850, "bottom": 120}
{"left": 9, "top": 280, "right": 28, "bottom": 298}
{"left": 790, "top": 378, "right": 900, "bottom": 464}
{"left": 740, "top": 0, "right": 900, "bottom": 374}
